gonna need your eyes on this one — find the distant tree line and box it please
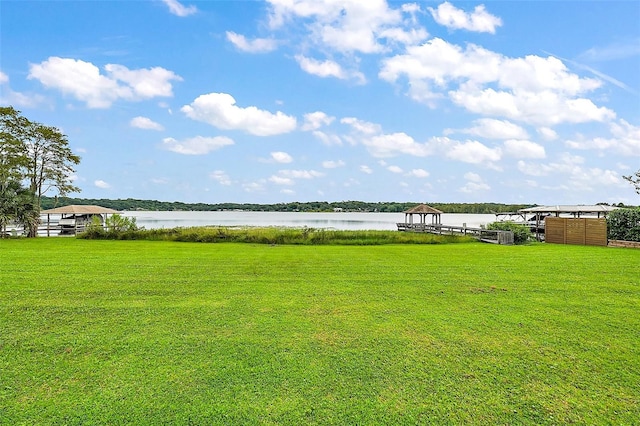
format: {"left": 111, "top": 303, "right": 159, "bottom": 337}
{"left": 42, "top": 196, "right": 536, "bottom": 214}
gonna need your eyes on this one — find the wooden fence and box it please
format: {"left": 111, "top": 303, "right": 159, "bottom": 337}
{"left": 544, "top": 217, "right": 608, "bottom": 246}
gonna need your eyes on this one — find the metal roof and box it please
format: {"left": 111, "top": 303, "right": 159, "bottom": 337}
{"left": 41, "top": 205, "right": 121, "bottom": 214}
{"left": 518, "top": 205, "right": 618, "bottom": 214}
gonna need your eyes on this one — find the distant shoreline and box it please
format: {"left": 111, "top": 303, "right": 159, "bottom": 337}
{"left": 41, "top": 196, "right": 538, "bottom": 214}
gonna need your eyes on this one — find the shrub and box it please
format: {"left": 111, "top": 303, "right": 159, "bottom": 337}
{"left": 79, "top": 214, "right": 140, "bottom": 240}
{"left": 607, "top": 208, "right": 640, "bottom": 242}
{"left": 486, "top": 221, "right": 531, "bottom": 244}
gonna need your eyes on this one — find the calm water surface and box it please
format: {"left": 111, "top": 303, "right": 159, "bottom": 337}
{"left": 122, "top": 211, "right": 497, "bottom": 231}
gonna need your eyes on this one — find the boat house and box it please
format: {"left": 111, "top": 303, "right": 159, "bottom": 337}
{"left": 41, "top": 205, "right": 121, "bottom": 236}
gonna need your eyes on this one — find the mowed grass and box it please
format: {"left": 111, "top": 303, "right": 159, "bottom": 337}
{"left": 0, "top": 238, "right": 638, "bottom": 425}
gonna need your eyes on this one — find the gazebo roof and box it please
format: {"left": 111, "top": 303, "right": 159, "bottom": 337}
{"left": 404, "top": 204, "right": 443, "bottom": 214}
{"left": 41, "top": 205, "right": 120, "bottom": 215}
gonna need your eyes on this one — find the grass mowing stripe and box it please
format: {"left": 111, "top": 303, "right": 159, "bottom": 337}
{"left": 0, "top": 239, "right": 638, "bottom": 424}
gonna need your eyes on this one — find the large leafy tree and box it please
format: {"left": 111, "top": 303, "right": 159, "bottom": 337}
{"left": 0, "top": 106, "right": 80, "bottom": 237}
{"left": 24, "top": 123, "right": 81, "bottom": 207}
{"left": 623, "top": 170, "right": 640, "bottom": 195}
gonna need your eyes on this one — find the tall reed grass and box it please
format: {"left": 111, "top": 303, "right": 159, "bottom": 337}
{"left": 78, "top": 226, "right": 476, "bottom": 245}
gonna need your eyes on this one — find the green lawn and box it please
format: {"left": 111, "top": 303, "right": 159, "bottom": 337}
{"left": 1, "top": 238, "right": 638, "bottom": 424}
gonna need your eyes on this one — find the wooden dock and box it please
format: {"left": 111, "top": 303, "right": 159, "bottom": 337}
{"left": 397, "top": 223, "right": 514, "bottom": 245}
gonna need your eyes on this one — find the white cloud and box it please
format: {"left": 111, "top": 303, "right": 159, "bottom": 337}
{"left": 450, "top": 88, "right": 615, "bottom": 126}
{"left": 341, "top": 117, "right": 382, "bottom": 135}
{"left": 428, "top": 2, "right": 502, "bottom": 34}
{"left": 407, "top": 168, "right": 430, "bottom": 178}
{"left": 342, "top": 117, "right": 432, "bottom": 158}
{"left": 271, "top": 151, "right": 293, "bottom": 163}
{"left": 379, "top": 38, "right": 612, "bottom": 126}
{"left": 302, "top": 111, "right": 335, "bottom": 131}
{"left": 28, "top": 57, "right": 182, "bottom": 108}
{"left": 161, "top": 136, "right": 234, "bottom": 155}
{"left": 210, "top": 170, "right": 232, "bottom": 185}
{"left": 454, "top": 118, "right": 529, "bottom": 140}
{"left": 446, "top": 140, "right": 502, "bottom": 165}
{"left": 295, "top": 55, "right": 365, "bottom": 83}
{"left": 226, "top": 32, "right": 278, "bottom": 53}
{"left": 312, "top": 130, "right": 342, "bottom": 145}
{"left": 269, "top": 175, "right": 294, "bottom": 186}
{"left": 161, "top": 0, "right": 197, "bottom": 17}
{"left": 268, "top": 0, "right": 427, "bottom": 53}
{"left": 130, "top": 116, "right": 164, "bottom": 131}
{"left": 322, "top": 160, "right": 345, "bottom": 168}
{"left": 278, "top": 169, "right": 324, "bottom": 179}
{"left": 464, "top": 172, "right": 482, "bottom": 182}
{"left": 565, "top": 119, "right": 640, "bottom": 156}
{"left": 94, "top": 180, "right": 111, "bottom": 189}
{"left": 387, "top": 165, "right": 403, "bottom": 173}
{"left": 537, "top": 127, "right": 558, "bottom": 141}
{"left": 181, "top": 92, "right": 297, "bottom": 136}
{"left": 243, "top": 181, "right": 266, "bottom": 192}
{"left": 503, "top": 139, "right": 546, "bottom": 159}
{"left": 459, "top": 172, "right": 490, "bottom": 193}
{"left": 360, "top": 165, "right": 373, "bottom": 174}
{"left": 0, "top": 72, "right": 44, "bottom": 108}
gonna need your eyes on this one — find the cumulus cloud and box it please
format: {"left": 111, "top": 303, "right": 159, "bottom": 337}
{"left": 312, "top": 130, "right": 342, "bottom": 145}
{"left": 565, "top": 119, "right": 640, "bottom": 156}
{"left": 360, "top": 165, "right": 373, "bottom": 174}
{"left": 379, "top": 38, "right": 613, "bottom": 126}
{"left": 271, "top": 151, "right": 293, "bottom": 163}
{"left": 269, "top": 175, "right": 294, "bottom": 186}
{"left": 226, "top": 32, "right": 278, "bottom": 53}
{"left": 161, "top": 0, "right": 197, "bottom": 17}
{"left": 28, "top": 57, "right": 182, "bottom": 108}
{"left": 446, "top": 140, "right": 502, "bottom": 165}
{"left": 268, "top": 0, "right": 427, "bottom": 53}
{"left": 161, "top": 135, "right": 234, "bottom": 155}
{"left": 130, "top": 116, "right": 164, "bottom": 131}
{"left": 459, "top": 172, "right": 490, "bottom": 193}
{"left": 210, "top": 170, "right": 232, "bottom": 185}
{"left": 278, "top": 169, "right": 324, "bottom": 179}
{"left": 342, "top": 117, "right": 432, "bottom": 157}
{"left": 453, "top": 118, "right": 529, "bottom": 140}
{"left": 322, "top": 160, "right": 345, "bottom": 168}
{"left": 0, "top": 71, "right": 44, "bottom": 107}
{"left": 295, "top": 55, "right": 365, "bottom": 83}
{"left": 302, "top": 111, "right": 335, "bottom": 131}
{"left": 387, "top": 165, "right": 403, "bottom": 173}
{"left": 503, "top": 139, "right": 546, "bottom": 159}
{"left": 94, "top": 180, "right": 111, "bottom": 189}
{"left": 428, "top": 2, "right": 502, "bottom": 34}
{"left": 407, "top": 168, "right": 430, "bottom": 178}
{"left": 181, "top": 93, "right": 297, "bottom": 136}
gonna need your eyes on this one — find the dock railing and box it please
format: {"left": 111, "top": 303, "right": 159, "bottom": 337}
{"left": 397, "top": 223, "right": 514, "bottom": 245}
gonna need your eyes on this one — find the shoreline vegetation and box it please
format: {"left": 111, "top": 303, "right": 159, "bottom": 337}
{"left": 79, "top": 224, "right": 479, "bottom": 245}
{"left": 42, "top": 196, "right": 538, "bottom": 214}
{"left": 1, "top": 239, "right": 638, "bottom": 424}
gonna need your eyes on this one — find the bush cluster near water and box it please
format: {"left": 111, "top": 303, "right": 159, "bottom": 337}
{"left": 486, "top": 221, "right": 532, "bottom": 244}
{"left": 78, "top": 216, "right": 475, "bottom": 245}
{"left": 607, "top": 207, "right": 640, "bottom": 242}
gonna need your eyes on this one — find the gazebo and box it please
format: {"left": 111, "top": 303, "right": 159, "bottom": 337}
{"left": 403, "top": 204, "right": 443, "bottom": 226}
{"left": 40, "top": 205, "right": 121, "bottom": 236}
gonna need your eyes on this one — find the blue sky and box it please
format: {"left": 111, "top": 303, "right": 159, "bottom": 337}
{"left": 1, "top": 0, "right": 639, "bottom": 205}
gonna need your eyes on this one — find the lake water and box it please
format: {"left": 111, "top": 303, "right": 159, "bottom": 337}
{"left": 121, "top": 211, "right": 498, "bottom": 231}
